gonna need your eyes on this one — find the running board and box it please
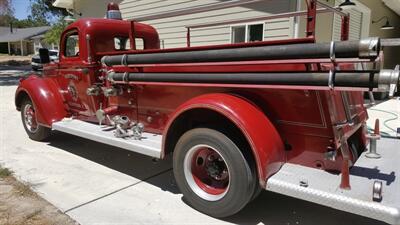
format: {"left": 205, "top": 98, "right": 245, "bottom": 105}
{"left": 266, "top": 138, "right": 400, "bottom": 225}
{"left": 52, "top": 119, "right": 162, "bottom": 158}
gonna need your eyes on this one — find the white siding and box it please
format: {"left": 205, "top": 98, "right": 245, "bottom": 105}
{"left": 332, "top": 8, "right": 362, "bottom": 41}
{"left": 332, "top": 0, "right": 371, "bottom": 41}
{"left": 120, "top": 0, "right": 296, "bottom": 48}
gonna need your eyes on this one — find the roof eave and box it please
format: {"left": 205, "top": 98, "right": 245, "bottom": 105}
{"left": 53, "top": 0, "right": 74, "bottom": 9}
{"left": 382, "top": 0, "right": 400, "bottom": 16}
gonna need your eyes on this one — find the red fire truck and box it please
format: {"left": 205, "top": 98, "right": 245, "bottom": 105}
{"left": 15, "top": 1, "right": 400, "bottom": 224}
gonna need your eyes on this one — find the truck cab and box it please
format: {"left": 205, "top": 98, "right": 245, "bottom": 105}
{"left": 46, "top": 18, "right": 159, "bottom": 121}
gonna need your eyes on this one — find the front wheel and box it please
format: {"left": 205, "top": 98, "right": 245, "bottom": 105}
{"left": 173, "top": 128, "right": 256, "bottom": 218}
{"left": 21, "top": 99, "right": 51, "bottom": 141}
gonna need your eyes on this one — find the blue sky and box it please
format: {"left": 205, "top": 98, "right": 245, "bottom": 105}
{"left": 12, "top": 0, "right": 31, "bottom": 20}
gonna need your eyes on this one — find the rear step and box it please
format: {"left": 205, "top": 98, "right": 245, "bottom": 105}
{"left": 266, "top": 137, "right": 400, "bottom": 225}
{"left": 52, "top": 119, "right": 162, "bottom": 158}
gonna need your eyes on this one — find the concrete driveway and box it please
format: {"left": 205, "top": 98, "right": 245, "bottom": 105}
{"left": 0, "top": 83, "right": 385, "bottom": 225}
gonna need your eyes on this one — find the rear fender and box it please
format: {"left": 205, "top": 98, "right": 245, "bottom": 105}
{"left": 15, "top": 75, "right": 67, "bottom": 127}
{"left": 163, "top": 93, "right": 285, "bottom": 186}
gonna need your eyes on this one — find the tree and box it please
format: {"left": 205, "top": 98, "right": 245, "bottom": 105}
{"left": 0, "top": 0, "right": 13, "bottom": 15}
{"left": 44, "top": 19, "right": 69, "bottom": 45}
{"left": 0, "top": 0, "right": 68, "bottom": 45}
{"left": 28, "top": 0, "right": 68, "bottom": 45}
{"left": 29, "top": 0, "right": 67, "bottom": 24}
{"left": 0, "top": 0, "right": 14, "bottom": 26}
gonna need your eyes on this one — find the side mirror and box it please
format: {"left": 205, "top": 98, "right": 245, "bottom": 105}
{"left": 39, "top": 48, "right": 50, "bottom": 64}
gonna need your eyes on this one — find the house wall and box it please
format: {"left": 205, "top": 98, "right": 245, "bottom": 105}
{"left": 26, "top": 42, "right": 34, "bottom": 55}
{"left": 299, "top": 0, "right": 399, "bottom": 68}
{"left": 298, "top": 0, "right": 370, "bottom": 42}
{"left": 361, "top": 0, "right": 400, "bottom": 68}
{"left": 332, "top": 0, "right": 371, "bottom": 41}
{"left": 73, "top": 0, "right": 123, "bottom": 18}
{"left": 119, "top": 0, "right": 297, "bottom": 48}
{"left": 9, "top": 41, "right": 27, "bottom": 55}
{"left": 298, "top": 0, "right": 335, "bottom": 42}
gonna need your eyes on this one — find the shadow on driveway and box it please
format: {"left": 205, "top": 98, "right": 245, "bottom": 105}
{"left": 0, "top": 65, "right": 35, "bottom": 86}
{"left": 46, "top": 131, "right": 385, "bottom": 225}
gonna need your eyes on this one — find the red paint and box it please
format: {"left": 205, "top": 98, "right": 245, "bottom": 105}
{"left": 191, "top": 147, "right": 229, "bottom": 195}
{"left": 107, "top": 2, "right": 119, "bottom": 11}
{"left": 163, "top": 93, "right": 286, "bottom": 184}
{"left": 306, "top": 0, "right": 317, "bottom": 39}
{"left": 374, "top": 119, "right": 380, "bottom": 135}
{"left": 15, "top": 75, "right": 67, "bottom": 127}
{"left": 14, "top": 2, "right": 373, "bottom": 186}
{"left": 341, "top": 15, "right": 350, "bottom": 41}
{"left": 340, "top": 158, "right": 351, "bottom": 189}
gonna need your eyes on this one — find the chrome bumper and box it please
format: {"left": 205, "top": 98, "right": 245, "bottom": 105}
{"left": 266, "top": 137, "right": 400, "bottom": 225}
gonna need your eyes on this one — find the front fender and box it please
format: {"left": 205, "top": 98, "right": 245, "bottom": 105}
{"left": 15, "top": 75, "right": 66, "bottom": 127}
{"left": 163, "top": 93, "right": 285, "bottom": 186}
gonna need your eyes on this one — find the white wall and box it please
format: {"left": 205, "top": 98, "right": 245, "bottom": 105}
{"left": 332, "top": 0, "right": 371, "bottom": 41}
{"left": 74, "top": 0, "right": 123, "bottom": 18}
{"left": 120, "top": 0, "right": 296, "bottom": 48}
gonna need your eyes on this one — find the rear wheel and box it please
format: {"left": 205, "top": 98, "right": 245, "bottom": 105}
{"left": 173, "top": 128, "right": 256, "bottom": 218}
{"left": 21, "top": 98, "right": 51, "bottom": 141}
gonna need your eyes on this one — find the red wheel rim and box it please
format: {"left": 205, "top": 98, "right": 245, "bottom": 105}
{"left": 23, "top": 103, "right": 39, "bottom": 133}
{"left": 184, "top": 144, "right": 230, "bottom": 201}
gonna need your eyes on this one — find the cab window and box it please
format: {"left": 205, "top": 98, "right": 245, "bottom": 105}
{"left": 65, "top": 32, "right": 80, "bottom": 57}
{"left": 114, "top": 37, "right": 144, "bottom": 50}
{"left": 114, "top": 37, "right": 130, "bottom": 50}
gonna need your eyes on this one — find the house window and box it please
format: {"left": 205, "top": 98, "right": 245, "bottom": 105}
{"left": 231, "top": 23, "right": 264, "bottom": 43}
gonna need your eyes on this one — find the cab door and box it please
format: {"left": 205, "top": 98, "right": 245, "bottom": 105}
{"left": 57, "top": 29, "right": 99, "bottom": 119}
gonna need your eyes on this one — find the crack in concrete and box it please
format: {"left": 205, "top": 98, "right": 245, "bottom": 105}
{"left": 63, "top": 167, "right": 173, "bottom": 213}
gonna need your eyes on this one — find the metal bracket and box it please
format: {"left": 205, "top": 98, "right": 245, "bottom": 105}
{"left": 122, "top": 72, "right": 129, "bottom": 83}
{"left": 328, "top": 69, "right": 335, "bottom": 90}
{"left": 103, "top": 86, "right": 123, "bottom": 97}
{"left": 107, "top": 70, "right": 116, "bottom": 83}
{"left": 330, "top": 41, "right": 336, "bottom": 63}
{"left": 366, "top": 119, "right": 381, "bottom": 159}
{"left": 86, "top": 34, "right": 92, "bottom": 64}
{"left": 86, "top": 85, "right": 101, "bottom": 96}
{"left": 389, "top": 65, "right": 399, "bottom": 97}
{"left": 372, "top": 180, "right": 383, "bottom": 202}
{"left": 328, "top": 41, "right": 337, "bottom": 89}
{"left": 121, "top": 54, "right": 128, "bottom": 66}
